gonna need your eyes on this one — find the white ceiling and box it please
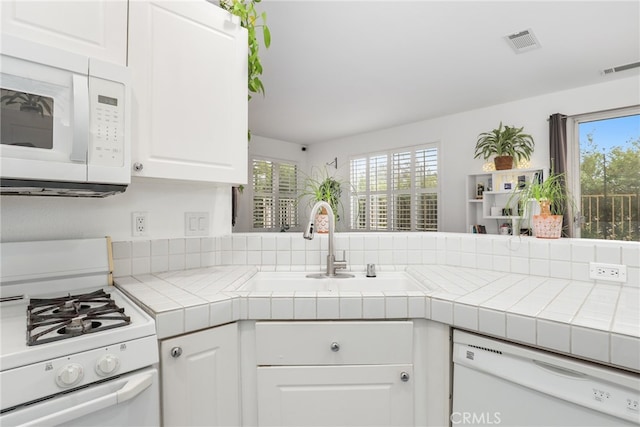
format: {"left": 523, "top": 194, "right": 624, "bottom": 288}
{"left": 247, "top": 0, "right": 640, "bottom": 144}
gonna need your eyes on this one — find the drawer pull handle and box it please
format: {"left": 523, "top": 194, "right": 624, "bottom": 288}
{"left": 400, "top": 372, "right": 410, "bottom": 382}
{"left": 330, "top": 342, "right": 340, "bottom": 352}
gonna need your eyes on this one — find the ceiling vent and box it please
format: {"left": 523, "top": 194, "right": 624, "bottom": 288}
{"left": 505, "top": 29, "right": 541, "bottom": 53}
{"left": 602, "top": 61, "right": 640, "bottom": 75}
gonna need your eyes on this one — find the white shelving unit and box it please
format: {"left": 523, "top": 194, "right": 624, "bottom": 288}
{"left": 466, "top": 168, "right": 544, "bottom": 235}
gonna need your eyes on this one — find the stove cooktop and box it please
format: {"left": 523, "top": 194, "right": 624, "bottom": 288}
{"left": 27, "top": 289, "right": 131, "bottom": 346}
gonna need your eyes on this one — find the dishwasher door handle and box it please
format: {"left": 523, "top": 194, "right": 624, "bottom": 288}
{"left": 532, "top": 359, "right": 588, "bottom": 379}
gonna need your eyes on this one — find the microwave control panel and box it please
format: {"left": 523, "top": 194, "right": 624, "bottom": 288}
{"left": 88, "top": 77, "right": 125, "bottom": 167}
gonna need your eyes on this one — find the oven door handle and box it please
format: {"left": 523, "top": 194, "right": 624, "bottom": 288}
{"left": 20, "top": 372, "right": 153, "bottom": 427}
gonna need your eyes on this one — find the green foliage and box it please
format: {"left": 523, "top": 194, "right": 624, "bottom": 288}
{"left": 509, "top": 172, "right": 575, "bottom": 216}
{"left": 474, "top": 122, "right": 535, "bottom": 162}
{"left": 300, "top": 167, "right": 345, "bottom": 221}
{"left": 579, "top": 132, "right": 639, "bottom": 240}
{"left": 220, "top": 0, "right": 271, "bottom": 100}
{"left": 580, "top": 133, "right": 640, "bottom": 195}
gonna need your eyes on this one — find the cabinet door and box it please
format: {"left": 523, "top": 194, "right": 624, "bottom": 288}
{"left": 1, "top": 0, "right": 127, "bottom": 65}
{"left": 160, "top": 323, "right": 240, "bottom": 427}
{"left": 257, "top": 365, "right": 414, "bottom": 426}
{"left": 128, "top": 0, "right": 248, "bottom": 184}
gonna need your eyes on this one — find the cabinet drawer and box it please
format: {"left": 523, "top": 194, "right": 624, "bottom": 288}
{"left": 256, "top": 321, "right": 413, "bottom": 365}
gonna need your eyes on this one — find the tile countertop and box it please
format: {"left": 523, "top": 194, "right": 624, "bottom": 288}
{"left": 114, "top": 264, "right": 640, "bottom": 373}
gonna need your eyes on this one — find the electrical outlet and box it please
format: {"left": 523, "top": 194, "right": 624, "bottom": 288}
{"left": 132, "top": 212, "right": 148, "bottom": 236}
{"left": 589, "top": 262, "right": 627, "bottom": 283}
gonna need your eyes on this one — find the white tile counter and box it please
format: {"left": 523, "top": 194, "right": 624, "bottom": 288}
{"left": 115, "top": 263, "right": 640, "bottom": 373}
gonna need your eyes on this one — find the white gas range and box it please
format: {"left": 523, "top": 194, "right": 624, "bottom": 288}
{"left": 0, "top": 238, "right": 159, "bottom": 427}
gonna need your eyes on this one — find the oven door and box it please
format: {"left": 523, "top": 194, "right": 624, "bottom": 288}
{"left": 0, "top": 368, "right": 159, "bottom": 427}
{"left": 1, "top": 36, "right": 89, "bottom": 183}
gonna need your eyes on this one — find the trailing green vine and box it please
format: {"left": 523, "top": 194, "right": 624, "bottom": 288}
{"left": 220, "top": 0, "right": 271, "bottom": 101}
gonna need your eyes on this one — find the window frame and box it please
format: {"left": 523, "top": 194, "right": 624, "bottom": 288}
{"left": 250, "top": 156, "right": 300, "bottom": 232}
{"left": 348, "top": 142, "right": 440, "bottom": 232}
{"left": 567, "top": 105, "right": 640, "bottom": 238}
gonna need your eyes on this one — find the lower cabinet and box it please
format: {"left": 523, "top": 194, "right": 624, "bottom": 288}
{"left": 159, "top": 323, "right": 240, "bottom": 426}
{"left": 257, "top": 365, "right": 414, "bottom": 426}
{"left": 253, "top": 321, "right": 416, "bottom": 427}
{"left": 157, "top": 319, "right": 451, "bottom": 427}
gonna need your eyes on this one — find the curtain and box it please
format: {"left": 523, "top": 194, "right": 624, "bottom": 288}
{"left": 548, "top": 113, "right": 571, "bottom": 237}
{"left": 232, "top": 186, "right": 239, "bottom": 227}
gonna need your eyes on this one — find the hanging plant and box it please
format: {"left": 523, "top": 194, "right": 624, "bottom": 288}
{"left": 220, "top": 0, "right": 271, "bottom": 101}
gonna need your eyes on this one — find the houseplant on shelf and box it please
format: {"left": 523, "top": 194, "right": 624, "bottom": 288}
{"left": 509, "top": 172, "right": 574, "bottom": 238}
{"left": 474, "top": 122, "right": 535, "bottom": 170}
{"left": 300, "top": 168, "right": 344, "bottom": 233}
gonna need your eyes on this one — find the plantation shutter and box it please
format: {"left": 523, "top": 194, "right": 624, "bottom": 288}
{"left": 350, "top": 158, "right": 367, "bottom": 230}
{"left": 252, "top": 158, "right": 299, "bottom": 230}
{"left": 349, "top": 144, "right": 439, "bottom": 231}
{"left": 369, "top": 155, "right": 388, "bottom": 230}
{"left": 278, "top": 163, "right": 298, "bottom": 229}
{"left": 253, "top": 159, "right": 274, "bottom": 228}
{"left": 392, "top": 151, "right": 412, "bottom": 230}
{"left": 415, "top": 148, "right": 438, "bottom": 231}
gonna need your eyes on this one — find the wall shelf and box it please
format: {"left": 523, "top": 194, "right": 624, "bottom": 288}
{"left": 466, "top": 168, "right": 544, "bottom": 235}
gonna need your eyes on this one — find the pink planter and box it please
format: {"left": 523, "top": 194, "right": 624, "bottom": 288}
{"left": 315, "top": 211, "right": 329, "bottom": 234}
{"left": 533, "top": 214, "right": 563, "bottom": 239}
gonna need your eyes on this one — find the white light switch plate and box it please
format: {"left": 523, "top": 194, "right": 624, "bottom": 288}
{"left": 185, "top": 212, "right": 209, "bottom": 236}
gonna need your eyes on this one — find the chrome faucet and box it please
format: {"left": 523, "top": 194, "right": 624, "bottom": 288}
{"left": 303, "top": 201, "right": 352, "bottom": 277}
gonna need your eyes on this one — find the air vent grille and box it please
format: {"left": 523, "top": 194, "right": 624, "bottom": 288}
{"left": 468, "top": 344, "right": 503, "bottom": 355}
{"left": 505, "top": 29, "right": 541, "bottom": 53}
{"left": 602, "top": 61, "right": 640, "bottom": 75}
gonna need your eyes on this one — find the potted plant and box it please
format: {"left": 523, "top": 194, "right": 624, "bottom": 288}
{"left": 219, "top": 0, "right": 271, "bottom": 101}
{"left": 509, "top": 172, "right": 574, "bottom": 238}
{"left": 474, "top": 122, "right": 535, "bottom": 170}
{"left": 300, "top": 168, "right": 344, "bottom": 233}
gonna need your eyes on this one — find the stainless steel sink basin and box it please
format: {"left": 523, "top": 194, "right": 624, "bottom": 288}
{"left": 238, "top": 271, "right": 426, "bottom": 292}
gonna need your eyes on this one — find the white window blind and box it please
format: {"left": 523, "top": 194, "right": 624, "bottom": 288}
{"left": 252, "top": 159, "right": 299, "bottom": 230}
{"left": 350, "top": 144, "right": 438, "bottom": 231}
{"left": 415, "top": 148, "right": 438, "bottom": 231}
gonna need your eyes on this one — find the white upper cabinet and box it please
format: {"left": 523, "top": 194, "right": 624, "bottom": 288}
{"left": 1, "top": 0, "right": 128, "bottom": 65}
{"left": 128, "top": 0, "right": 248, "bottom": 184}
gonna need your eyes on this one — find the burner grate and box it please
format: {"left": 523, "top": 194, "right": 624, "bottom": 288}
{"left": 27, "top": 289, "right": 131, "bottom": 346}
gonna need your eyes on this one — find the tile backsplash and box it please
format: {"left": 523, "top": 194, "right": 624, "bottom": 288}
{"left": 112, "top": 233, "right": 640, "bottom": 287}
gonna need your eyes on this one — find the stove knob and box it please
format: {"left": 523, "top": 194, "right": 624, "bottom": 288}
{"left": 96, "top": 354, "right": 120, "bottom": 376}
{"left": 56, "top": 363, "right": 84, "bottom": 388}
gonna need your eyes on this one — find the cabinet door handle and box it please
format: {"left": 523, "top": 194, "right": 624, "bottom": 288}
{"left": 170, "top": 347, "right": 182, "bottom": 358}
{"left": 400, "top": 372, "right": 410, "bottom": 382}
{"left": 133, "top": 162, "right": 144, "bottom": 172}
{"left": 330, "top": 342, "right": 340, "bottom": 352}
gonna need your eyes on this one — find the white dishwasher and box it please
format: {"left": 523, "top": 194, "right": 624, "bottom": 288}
{"left": 452, "top": 330, "right": 640, "bottom": 426}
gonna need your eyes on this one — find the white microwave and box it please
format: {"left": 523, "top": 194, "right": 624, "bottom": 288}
{"left": 0, "top": 36, "right": 130, "bottom": 197}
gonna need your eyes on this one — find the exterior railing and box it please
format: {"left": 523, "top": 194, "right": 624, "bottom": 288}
{"left": 581, "top": 194, "right": 639, "bottom": 241}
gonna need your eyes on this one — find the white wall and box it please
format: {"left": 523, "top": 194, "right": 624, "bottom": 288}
{"left": 2, "top": 76, "right": 637, "bottom": 242}
{"left": 303, "top": 75, "right": 640, "bottom": 232}
{"left": 0, "top": 178, "right": 232, "bottom": 242}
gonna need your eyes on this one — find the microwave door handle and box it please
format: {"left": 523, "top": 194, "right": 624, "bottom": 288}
{"left": 70, "top": 74, "right": 90, "bottom": 162}
{"left": 19, "top": 372, "right": 154, "bottom": 427}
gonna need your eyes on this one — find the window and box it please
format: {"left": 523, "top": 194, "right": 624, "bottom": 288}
{"left": 569, "top": 107, "right": 640, "bottom": 241}
{"left": 252, "top": 158, "right": 299, "bottom": 231}
{"left": 350, "top": 144, "right": 438, "bottom": 231}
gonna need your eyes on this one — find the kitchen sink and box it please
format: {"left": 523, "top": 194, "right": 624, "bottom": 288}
{"left": 237, "top": 271, "right": 427, "bottom": 292}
